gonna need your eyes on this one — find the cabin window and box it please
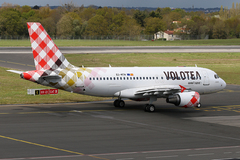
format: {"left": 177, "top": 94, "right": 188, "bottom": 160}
{"left": 133, "top": 77, "right": 135, "bottom": 80}
{"left": 110, "top": 77, "right": 112, "bottom": 80}
{"left": 120, "top": 77, "right": 122, "bottom": 80}
{"left": 107, "top": 77, "right": 109, "bottom": 80}
{"left": 93, "top": 78, "right": 95, "bottom": 80}
{"left": 143, "top": 77, "right": 145, "bottom": 80}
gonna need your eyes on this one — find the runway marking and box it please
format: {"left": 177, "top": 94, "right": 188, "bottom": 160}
{"left": 0, "top": 60, "right": 35, "bottom": 67}
{"left": 0, "top": 135, "right": 84, "bottom": 155}
{"left": 0, "top": 135, "right": 110, "bottom": 160}
{"left": 188, "top": 153, "right": 214, "bottom": 156}
{"left": 146, "top": 155, "right": 179, "bottom": 159}
{"left": 0, "top": 109, "right": 124, "bottom": 115}
{"left": 196, "top": 104, "right": 240, "bottom": 113}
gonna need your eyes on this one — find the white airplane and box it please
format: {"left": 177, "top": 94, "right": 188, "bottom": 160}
{"left": 8, "top": 22, "right": 226, "bottom": 112}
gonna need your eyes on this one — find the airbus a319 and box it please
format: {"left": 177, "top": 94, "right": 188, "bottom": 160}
{"left": 8, "top": 22, "right": 226, "bottom": 112}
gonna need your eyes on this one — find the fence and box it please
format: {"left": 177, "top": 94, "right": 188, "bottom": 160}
{"left": 0, "top": 34, "right": 209, "bottom": 41}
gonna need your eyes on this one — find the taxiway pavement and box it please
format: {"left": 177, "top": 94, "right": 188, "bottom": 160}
{"left": 1, "top": 46, "right": 240, "bottom": 54}
{"left": 0, "top": 85, "right": 240, "bottom": 160}
{"left": 1, "top": 47, "right": 240, "bottom": 160}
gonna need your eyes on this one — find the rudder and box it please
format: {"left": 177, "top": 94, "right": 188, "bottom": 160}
{"left": 27, "top": 22, "right": 72, "bottom": 70}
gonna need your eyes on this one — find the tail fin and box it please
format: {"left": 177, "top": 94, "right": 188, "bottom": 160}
{"left": 27, "top": 22, "right": 72, "bottom": 70}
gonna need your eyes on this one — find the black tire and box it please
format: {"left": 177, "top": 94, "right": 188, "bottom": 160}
{"left": 149, "top": 104, "right": 155, "bottom": 112}
{"left": 196, "top": 103, "right": 201, "bottom": 108}
{"left": 118, "top": 100, "right": 125, "bottom": 108}
{"left": 144, "top": 104, "right": 149, "bottom": 112}
{"left": 114, "top": 100, "right": 119, "bottom": 107}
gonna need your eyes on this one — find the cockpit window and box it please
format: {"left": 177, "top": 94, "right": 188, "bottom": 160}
{"left": 214, "top": 74, "right": 219, "bottom": 79}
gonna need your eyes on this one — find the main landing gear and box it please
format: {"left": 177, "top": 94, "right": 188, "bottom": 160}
{"left": 114, "top": 96, "right": 157, "bottom": 112}
{"left": 114, "top": 99, "right": 125, "bottom": 108}
{"left": 144, "top": 104, "right": 155, "bottom": 112}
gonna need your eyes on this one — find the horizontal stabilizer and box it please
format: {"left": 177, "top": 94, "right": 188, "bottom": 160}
{"left": 38, "top": 75, "right": 62, "bottom": 83}
{"left": 7, "top": 70, "right": 24, "bottom": 74}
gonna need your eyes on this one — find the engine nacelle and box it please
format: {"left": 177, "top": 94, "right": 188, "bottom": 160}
{"left": 166, "top": 91, "right": 200, "bottom": 108}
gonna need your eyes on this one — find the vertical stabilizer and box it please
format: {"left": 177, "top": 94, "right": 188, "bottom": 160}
{"left": 27, "top": 22, "right": 72, "bottom": 70}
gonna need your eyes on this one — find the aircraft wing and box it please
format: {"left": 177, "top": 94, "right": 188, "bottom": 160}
{"left": 115, "top": 85, "right": 191, "bottom": 98}
{"left": 135, "top": 85, "right": 189, "bottom": 96}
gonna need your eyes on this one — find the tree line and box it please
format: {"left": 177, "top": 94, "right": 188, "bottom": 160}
{"left": 0, "top": 2, "right": 240, "bottom": 39}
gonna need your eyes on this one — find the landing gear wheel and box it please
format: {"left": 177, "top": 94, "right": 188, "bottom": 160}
{"left": 114, "top": 100, "right": 125, "bottom": 108}
{"left": 144, "top": 104, "right": 155, "bottom": 112}
{"left": 118, "top": 100, "right": 125, "bottom": 108}
{"left": 196, "top": 103, "right": 201, "bottom": 108}
{"left": 144, "top": 104, "right": 149, "bottom": 112}
{"left": 149, "top": 104, "right": 155, "bottom": 112}
{"left": 114, "top": 100, "right": 119, "bottom": 107}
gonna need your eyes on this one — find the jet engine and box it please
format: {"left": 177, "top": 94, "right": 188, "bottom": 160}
{"left": 166, "top": 91, "right": 200, "bottom": 108}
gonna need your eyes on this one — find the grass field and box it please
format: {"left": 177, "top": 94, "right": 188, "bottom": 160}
{"left": 1, "top": 52, "right": 240, "bottom": 104}
{"left": 1, "top": 38, "right": 240, "bottom": 47}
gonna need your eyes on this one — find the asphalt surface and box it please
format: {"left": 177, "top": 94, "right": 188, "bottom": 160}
{"left": 0, "top": 85, "right": 240, "bottom": 160}
{"left": 0, "top": 47, "right": 240, "bottom": 160}
{"left": 1, "top": 46, "right": 240, "bottom": 54}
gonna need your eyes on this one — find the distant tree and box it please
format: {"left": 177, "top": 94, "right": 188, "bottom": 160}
{"left": 144, "top": 17, "right": 166, "bottom": 35}
{"left": 133, "top": 10, "right": 147, "bottom": 27}
{"left": 225, "top": 17, "right": 240, "bottom": 38}
{"left": 85, "top": 15, "right": 108, "bottom": 36}
{"left": 57, "top": 14, "right": 74, "bottom": 37}
{"left": 0, "top": 8, "right": 24, "bottom": 36}
{"left": 21, "top": 5, "right": 31, "bottom": 13}
{"left": 212, "top": 20, "right": 227, "bottom": 39}
{"left": 41, "top": 17, "right": 56, "bottom": 36}
{"left": 169, "top": 12, "right": 182, "bottom": 21}
{"left": 32, "top": 5, "right": 40, "bottom": 10}
{"left": 236, "top": 24, "right": 240, "bottom": 38}
{"left": 121, "top": 18, "right": 142, "bottom": 36}
{"left": 79, "top": 7, "right": 96, "bottom": 21}
{"left": 161, "top": 7, "right": 172, "bottom": 15}
{"left": 39, "top": 6, "right": 51, "bottom": 19}
{"left": 149, "top": 11, "right": 162, "bottom": 19}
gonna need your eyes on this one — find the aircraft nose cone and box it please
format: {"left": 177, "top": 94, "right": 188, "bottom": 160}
{"left": 221, "top": 78, "right": 226, "bottom": 89}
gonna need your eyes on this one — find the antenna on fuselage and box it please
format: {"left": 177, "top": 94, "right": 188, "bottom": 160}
{"left": 109, "top": 64, "right": 111, "bottom": 67}
{"left": 195, "top": 64, "right": 197, "bottom": 67}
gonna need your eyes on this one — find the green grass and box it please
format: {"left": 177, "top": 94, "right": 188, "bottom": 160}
{"left": 0, "top": 68, "right": 108, "bottom": 105}
{"left": 1, "top": 39, "right": 240, "bottom": 47}
{"left": 1, "top": 52, "right": 240, "bottom": 104}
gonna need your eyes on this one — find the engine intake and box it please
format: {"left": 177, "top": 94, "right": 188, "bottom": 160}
{"left": 166, "top": 91, "right": 200, "bottom": 108}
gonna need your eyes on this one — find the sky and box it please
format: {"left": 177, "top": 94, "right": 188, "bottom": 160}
{"left": 0, "top": 0, "right": 239, "bottom": 8}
